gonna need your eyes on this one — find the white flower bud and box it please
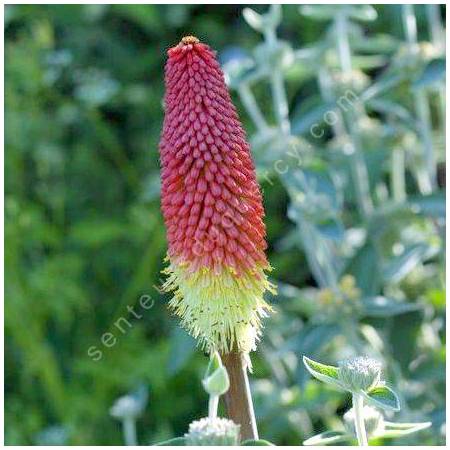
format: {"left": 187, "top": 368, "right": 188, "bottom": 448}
{"left": 338, "top": 356, "right": 382, "bottom": 392}
{"left": 202, "top": 352, "right": 230, "bottom": 397}
{"left": 344, "top": 405, "right": 384, "bottom": 436}
{"left": 110, "top": 395, "right": 142, "bottom": 419}
{"left": 202, "top": 365, "right": 230, "bottom": 397}
{"left": 185, "top": 417, "right": 240, "bottom": 446}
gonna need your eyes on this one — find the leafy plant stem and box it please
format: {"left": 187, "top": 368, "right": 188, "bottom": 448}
{"left": 264, "top": 28, "right": 290, "bottom": 135}
{"left": 425, "top": 5, "right": 445, "bottom": 159}
{"left": 426, "top": 4, "right": 444, "bottom": 52}
{"left": 238, "top": 83, "right": 270, "bottom": 133}
{"left": 352, "top": 393, "right": 368, "bottom": 446}
{"left": 265, "top": 21, "right": 340, "bottom": 290}
{"left": 334, "top": 11, "right": 373, "bottom": 218}
{"left": 391, "top": 146, "right": 406, "bottom": 202}
{"left": 270, "top": 70, "right": 290, "bottom": 135}
{"left": 335, "top": 9, "right": 352, "bottom": 76}
{"left": 402, "top": 4, "right": 435, "bottom": 193}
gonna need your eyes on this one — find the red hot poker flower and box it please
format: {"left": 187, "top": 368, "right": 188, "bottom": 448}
{"left": 160, "top": 36, "right": 274, "bottom": 354}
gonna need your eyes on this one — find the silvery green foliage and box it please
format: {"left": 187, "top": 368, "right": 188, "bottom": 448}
{"left": 243, "top": 5, "right": 282, "bottom": 33}
{"left": 303, "top": 355, "right": 400, "bottom": 411}
{"left": 304, "top": 406, "right": 431, "bottom": 446}
{"left": 185, "top": 417, "right": 240, "bottom": 446}
{"left": 223, "top": 4, "right": 442, "bottom": 444}
{"left": 338, "top": 356, "right": 381, "bottom": 392}
{"left": 302, "top": 355, "right": 428, "bottom": 445}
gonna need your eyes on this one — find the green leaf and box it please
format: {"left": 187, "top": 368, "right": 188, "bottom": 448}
{"left": 367, "top": 99, "right": 415, "bottom": 125}
{"left": 242, "top": 8, "right": 263, "bottom": 31}
{"left": 155, "top": 437, "right": 186, "bottom": 446}
{"left": 299, "top": 5, "right": 337, "bottom": 21}
{"left": 414, "top": 58, "right": 445, "bottom": 89}
{"left": 291, "top": 324, "right": 341, "bottom": 388}
{"left": 300, "top": 5, "right": 376, "bottom": 22}
{"left": 303, "top": 431, "right": 351, "bottom": 446}
{"left": 361, "top": 296, "right": 421, "bottom": 318}
{"left": 204, "top": 351, "right": 222, "bottom": 378}
{"left": 242, "top": 439, "right": 276, "bottom": 446}
{"left": 352, "top": 34, "right": 400, "bottom": 54}
{"left": 362, "top": 385, "right": 400, "bottom": 411}
{"left": 302, "top": 356, "right": 345, "bottom": 390}
{"left": 347, "top": 242, "right": 381, "bottom": 296}
{"left": 291, "top": 101, "right": 334, "bottom": 135}
{"left": 382, "top": 244, "right": 430, "bottom": 284}
{"left": 408, "top": 192, "right": 446, "bottom": 219}
{"left": 361, "top": 73, "right": 404, "bottom": 102}
{"left": 374, "top": 421, "right": 431, "bottom": 439}
{"left": 347, "top": 5, "right": 377, "bottom": 21}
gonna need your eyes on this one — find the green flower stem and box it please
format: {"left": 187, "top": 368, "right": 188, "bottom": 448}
{"left": 122, "top": 416, "right": 137, "bottom": 446}
{"left": 402, "top": 4, "right": 435, "bottom": 193}
{"left": 222, "top": 351, "right": 259, "bottom": 441}
{"left": 352, "top": 393, "right": 369, "bottom": 446}
{"left": 238, "top": 84, "right": 270, "bottom": 134}
{"left": 209, "top": 394, "right": 219, "bottom": 419}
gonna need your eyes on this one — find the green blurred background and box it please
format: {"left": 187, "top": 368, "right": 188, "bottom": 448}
{"left": 5, "top": 4, "right": 445, "bottom": 445}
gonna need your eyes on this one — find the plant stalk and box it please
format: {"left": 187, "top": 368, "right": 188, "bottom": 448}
{"left": 391, "top": 146, "right": 406, "bottom": 202}
{"left": 352, "top": 393, "right": 368, "bottom": 446}
{"left": 238, "top": 83, "right": 270, "bottom": 134}
{"left": 402, "top": 4, "right": 436, "bottom": 192}
{"left": 221, "top": 351, "right": 259, "bottom": 440}
{"left": 426, "top": 4, "right": 444, "bottom": 52}
{"left": 334, "top": 11, "right": 373, "bottom": 218}
{"left": 122, "top": 416, "right": 137, "bottom": 446}
{"left": 426, "top": 4, "right": 446, "bottom": 133}
{"left": 208, "top": 394, "right": 219, "bottom": 419}
{"left": 264, "top": 26, "right": 290, "bottom": 136}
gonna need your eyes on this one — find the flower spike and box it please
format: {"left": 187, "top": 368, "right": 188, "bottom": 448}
{"left": 159, "top": 36, "right": 275, "bottom": 354}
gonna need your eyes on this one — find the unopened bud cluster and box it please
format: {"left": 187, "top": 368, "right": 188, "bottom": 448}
{"left": 338, "top": 356, "right": 382, "bottom": 392}
{"left": 185, "top": 417, "right": 240, "bottom": 446}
